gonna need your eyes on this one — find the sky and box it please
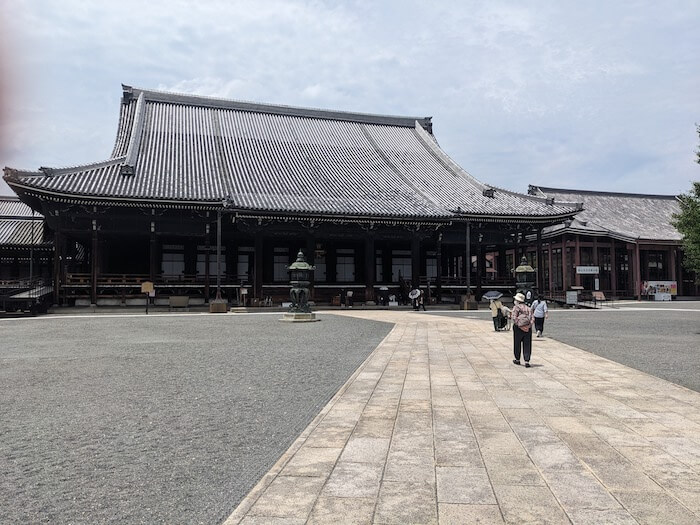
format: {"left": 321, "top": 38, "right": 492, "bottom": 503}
{"left": 1, "top": 0, "right": 698, "bottom": 197}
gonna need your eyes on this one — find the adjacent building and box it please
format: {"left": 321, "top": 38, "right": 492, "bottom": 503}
{"left": 0, "top": 196, "right": 51, "bottom": 282}
{"left": 527, "top": 186, "right": 698, "bottom": 299}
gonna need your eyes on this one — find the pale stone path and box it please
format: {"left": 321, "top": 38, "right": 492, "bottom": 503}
{"left": 225, "top": 311, "right": 700, "bottom": 524}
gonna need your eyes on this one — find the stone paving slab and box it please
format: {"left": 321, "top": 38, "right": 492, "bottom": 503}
{"left": 225, "top": 311, "right": 700, "bottom": 524}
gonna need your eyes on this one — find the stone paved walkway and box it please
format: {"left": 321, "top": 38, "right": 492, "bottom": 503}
{"left": 225, "top": 311, "right": 700, "bottom": 524}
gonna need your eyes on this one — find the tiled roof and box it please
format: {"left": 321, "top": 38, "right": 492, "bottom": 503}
{"left": 0, "top": 219, "right": 46, "bottom": 246}
{"left": 4, "top": 85, "right": 579, "bottom": 222}
{"left": 0, "top": 196, "right": 40, "bottom": 218}
{"left": 530, "top": 186, "right": 682, "bottom": 242}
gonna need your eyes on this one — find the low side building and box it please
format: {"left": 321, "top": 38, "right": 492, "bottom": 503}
{"left": 4, "top": 85, "right": 579, "bottom": 307}
{"left": 527, "top": 185, "right": 698, "bottom": 299}
{"left": 0, "top": 196, "right": 51, "bottom": 283}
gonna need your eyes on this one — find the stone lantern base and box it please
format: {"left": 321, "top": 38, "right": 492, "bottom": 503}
{"left": 280, "top": 311, "right": 320, "bottom": 322}
{"left": 209, "top": 299, "right": 228, "bottom": 313}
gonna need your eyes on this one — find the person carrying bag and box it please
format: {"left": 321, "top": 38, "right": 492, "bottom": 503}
{"left": 511, "top": 292, "right": 534, "bottom": 367}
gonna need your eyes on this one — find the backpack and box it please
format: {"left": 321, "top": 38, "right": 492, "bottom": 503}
{"left": 514, "top": 306, "right": 531, "bottom": 331}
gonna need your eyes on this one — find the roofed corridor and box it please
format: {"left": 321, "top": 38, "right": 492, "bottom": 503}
{"left": 228, "top": 310, "right": 700, "bottom": 524}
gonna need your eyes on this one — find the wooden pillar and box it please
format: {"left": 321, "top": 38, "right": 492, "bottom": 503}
{"left": 610, "top": 240, "right": 617, "bottom": 296}
{"left": 91, "top": 221, "right": 98, "bottom": 305}
{"left": 561, "top": 235, "right": 568, "bottom": 292}
{"left": 411, "top": 235, "right": 420, "bottom": 288}
{"left": 149, "top": 222, "right": 157, "bottom": 282}
{"left": 53, "top": 227, "right": 62, "bottom": 305}
{"left": 670, "top": 247, "right": 677, "bottom": 282}
{"left": 307, "top": 235, "right": 316, "bottom": 301}
{"left": 574, "top": 235, "right": 581, "bottom": 287}
{"left": 204, "top": 223, "right": 211, "bottom": 302}
{"left": 254, "top": 235, "right": 263, "bottom": 300}
{"left": 365, "top": 235, "right": 375, "bottom": 302}
{"left": 536, "top": 228, "right": 544, "bottom": 292}
{"left": 635, "top": 242, "right": 642, "bottom": 301}
{"left": 498, "top": 246, "right": 507, "bottom": 281}
{"left": 465, "top": 221, "right": 471, "bottom": 295}
{"left": 436, "top": 233, "right": 442, "bottom": 302}
{"left": 476, "top": 236, "right": 484, "bottom": 298}
{"left": 547, "top": 241, "right": 553, "bottom": 293}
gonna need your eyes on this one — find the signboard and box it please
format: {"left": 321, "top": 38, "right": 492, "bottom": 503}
{"left": 566, "top": 291, "right": 578, "bottom": 305}
{"left": 642, "top": 281, "right": 677, "bottom": 296}
{"left": 141, "top": 281, "right": 154, "bottom": 293}
{"left": 654, "top": 293, "right": 672, "bottom": 301}
{"left": 576, "top": 266, "right": 599, "bottom": 275}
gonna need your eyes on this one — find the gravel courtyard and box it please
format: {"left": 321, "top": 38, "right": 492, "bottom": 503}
{"left": 0, "top": 313, "right": 392, "bottom": 524}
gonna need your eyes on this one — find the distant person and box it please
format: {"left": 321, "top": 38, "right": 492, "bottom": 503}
{"left": 489, "top": 297, "right": 504, "bottom": 331}
{"left": 530, "top": 294, "right": 549, "bottom": 337}
{"left": 417, "top": 290, "right": 426, "bottom": 311}
{"left": 511, "top": 292, "right": 533, "bottom": 367}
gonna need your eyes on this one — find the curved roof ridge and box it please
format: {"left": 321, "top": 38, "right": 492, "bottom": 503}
{"left": 123, "top": 84, "right": 432, "bottom": 129}
{"left": 484, "top": 182, "right": 583, "bottom": 209}
{"left": 4, "top": 157, "right": 126, "bottom": 179}
{"left": 413, "top": 123, "right": 487, "bottom": 189}
{"left": 532, "top": 185, "right": 678, "bottom": 200}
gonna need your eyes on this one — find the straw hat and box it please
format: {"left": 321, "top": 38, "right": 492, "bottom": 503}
{"left": 513, "top": 292, "right": 526, "bottom": 303}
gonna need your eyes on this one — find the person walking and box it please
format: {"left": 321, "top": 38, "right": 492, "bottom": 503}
{"left": 530, "top": 294, "right": 548, "bottom": 337}
{"left": 489, "top": 297, "right": 504, "bottom": 331}
{"left": 418, "top": 290, "right": 427, "bottom": 311}
{"left": 511, "top": 292, "right": 534, "bottom": 367}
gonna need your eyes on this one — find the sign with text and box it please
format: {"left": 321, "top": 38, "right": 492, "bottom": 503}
{"left": 576, "top": 266, "right": 599, "bottom": 274}
{"left": 642, "top": 281, "right": 677, "bottom": 296}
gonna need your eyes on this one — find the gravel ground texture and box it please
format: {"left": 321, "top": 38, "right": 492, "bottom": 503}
{"left": 429, "top": 300, "right": 700, "bottom": 392}
{"left": 0, "top": 312, "right": 392, "bottom": 525}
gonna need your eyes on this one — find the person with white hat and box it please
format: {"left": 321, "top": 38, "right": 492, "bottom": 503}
{"left": 511, "top": 292, "right": 534, "bottom": 367}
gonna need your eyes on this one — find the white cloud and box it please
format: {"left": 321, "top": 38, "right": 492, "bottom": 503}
{"left": 1, "top": 0, "right": 699, "bottom": 196}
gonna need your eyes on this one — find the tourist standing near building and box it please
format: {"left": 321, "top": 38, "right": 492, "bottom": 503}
{"left": 530, "top": 295, "right": 548, "bottom": 337}
{"left": 511, "top": 293, "right": 534, "bottom": 367}
{"left": 489, "top": 298, "right": 504, "bottom": 331}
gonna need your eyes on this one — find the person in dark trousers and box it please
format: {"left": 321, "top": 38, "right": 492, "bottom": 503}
{"left": 417, "top": 290, "right": 426, "bottom": 311}
{"left": 489, "top": 297, "right": 504, "bottom": 331}
{"left": 511, "top": 292, "right": 534, "bottom": 367}
{"left": 530, "top": 294, "right": 548, "bottom": 337}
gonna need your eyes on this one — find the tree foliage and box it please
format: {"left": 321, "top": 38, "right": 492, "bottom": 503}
{"left": 671, "top": 128, "right": 700, "bottom": 279}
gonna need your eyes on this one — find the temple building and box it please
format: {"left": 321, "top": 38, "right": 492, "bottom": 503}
{"left": 527, "top": 186, "right": 698, "bottom": 300}
{"left": 0, "top": 196, "right": 51, "bottom": 282}
{"left": 4, "top": 84, "right": 589, "bottom": 307}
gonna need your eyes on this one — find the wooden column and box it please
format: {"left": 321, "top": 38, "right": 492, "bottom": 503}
{"left": 411, "top": 235, "right": 420, "bottom": 288}
{"left": 465, "top": 221, "right": 471, "bottom": 296}
{"left": 91, "top": 221, "right": 98, "bottom": 305}
{"left": 547, "top": 242, "right": 553, "bottom": 293}
{"left": 149, "top": 222, "right": 157, "bottom": 282}
{"left": 365, "top": 235, "right": 375, "bottom": 302}
{"left": 254, "top": 234, "right": 263, "bottom": 301}
{"left": 436, "top": 233, "right": 442, "bottom": 302}
{"left": 561, "top": 235, "right": 568, "bottom": 292}
{"left": 476, "top": 235, "right": 484, "bottom": 298}
{"left": 610, "top": 240, "right": 617, "bottom": 297}
{"left": 593, "top": 237, "right": 599, "bottom": 290}
{"left": 536, "top": 228, "right": 544, "bottom": 292}
{"left": 635, "top": 242, "right": 642, "bottom": 301}
{"left": 53, "top": 227, "right": 62, "bottom": 305}
{"left": 574, "top": 235, "right": 581, "bottom": 287}
{"left": 204, "top": 223, "right": 211, "bottom": 302}
{"left": 307, "top": 235, "right": 316, "bottom": 301}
